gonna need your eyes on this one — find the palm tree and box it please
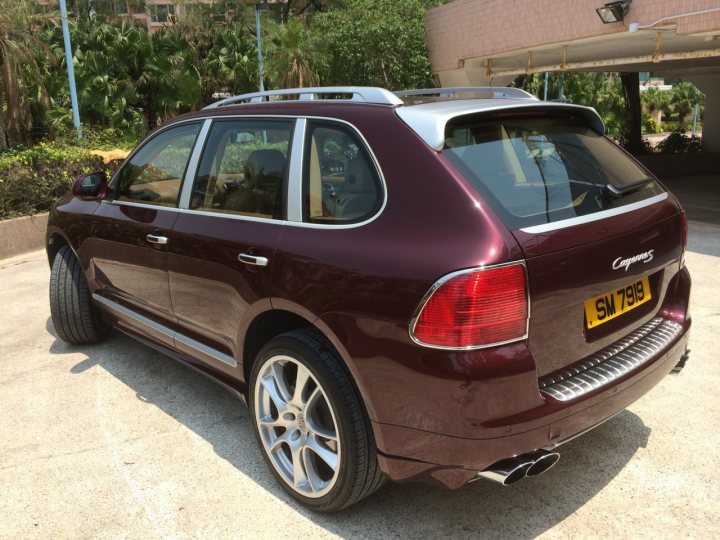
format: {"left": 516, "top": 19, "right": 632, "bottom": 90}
{"left": 641, "top": 86, "right": 670, "bottom": 128}
{"left": 49, "top": 20, "right": 200, "bottom": 133}
{"left": 265, "top": 18, "right": 327, "bottom": 89}
{"left": 194, "top": 23, "right": 256, "bottom": 105}
{"left": 0, "top": 0, "right": 55, "bottom": 149}
{"left": 668, "top": 81, "right": 701, "bottom": 125}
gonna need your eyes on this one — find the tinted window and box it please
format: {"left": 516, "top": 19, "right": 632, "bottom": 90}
{"left": 304, "top": 122, "right": 382, "bottom": 224}
{"left": 443, "top": 116, "right": 664, "bottom": 230}
{"left": 191, "top": 119, "right": 292, "bottom": 219}
{"left": 115, "top": 123, "right": 200, "bottom": 207}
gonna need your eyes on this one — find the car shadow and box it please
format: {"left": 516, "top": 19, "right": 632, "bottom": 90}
{"left": 48, "top": 321, "right": 651, "bottom": 538}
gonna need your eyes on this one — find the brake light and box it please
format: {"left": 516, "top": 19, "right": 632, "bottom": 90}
{"left": 412, "top": 263, "right": 528, "bottom": 349}
{"left": 680, "top": 210, "right": 688, "bottom": 268}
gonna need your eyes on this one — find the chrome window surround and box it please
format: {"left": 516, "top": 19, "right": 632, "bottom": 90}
{"left": 92, "top": 294, "right": 237, "bottom": 367}
{"left": 178, "top": 119, "right": 213, "bottom": 208}
{"left": 286, "top": 118, "right": 307, "bottom": 222}
{"left": 408, "top": 260, "right": 530, "bottom": 351}
{"left": 538, "top": 317, "right": 683, "bottom": 402}
{"left": 518, "top": 193, "right": 669, "bottom": 234}
{"left": 107, "top": 115, "right": 387, "bottom": 230}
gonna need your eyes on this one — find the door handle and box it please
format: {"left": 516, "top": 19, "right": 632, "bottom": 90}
{"left": 238, "top": 253, "right": 269, "bottom": 267}
{"left": 146, "top": 234, "right": 168, "bottom": 245}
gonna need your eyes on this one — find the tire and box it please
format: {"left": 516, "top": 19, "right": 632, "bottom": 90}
{"left": 49, "top": 245, "right": 108, "bottom": 344}
{"left": 249, "top": 329, "right": 386, "bottom": 512}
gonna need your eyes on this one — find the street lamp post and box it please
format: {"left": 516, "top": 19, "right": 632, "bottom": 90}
{"left": 692, "top": 87, "right": 700, "bottom": 137}
{"left": 255, "top": 3, "right": 270, "bottom": 92}
{"left": 58, "top": 0, "right": 81, "bottom": 139}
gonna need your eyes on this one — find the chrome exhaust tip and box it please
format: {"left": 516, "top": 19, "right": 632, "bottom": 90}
{"left": 476, "top": 449, "right": 561, "bottom": 485}
{"left": 524, "top": 450, "right": 561, "bottom": 477}
{"left": 476, "top": 457, "right": 534, "bottom": 486}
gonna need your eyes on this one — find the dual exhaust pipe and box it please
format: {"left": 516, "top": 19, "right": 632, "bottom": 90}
{"left": 476, "top": 449, "right": 560, "bottom": 486}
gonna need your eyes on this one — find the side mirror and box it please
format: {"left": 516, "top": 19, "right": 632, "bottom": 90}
{"left": 72, "top": 172, "right": 108, "bottom": 200}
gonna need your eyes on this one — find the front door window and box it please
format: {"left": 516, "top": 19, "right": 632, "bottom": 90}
{"left": 114, "top": 123, "right": 201, "bottom": 207}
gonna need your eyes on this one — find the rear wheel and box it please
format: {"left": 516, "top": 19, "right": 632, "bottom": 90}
{"left": 49, "top": 245, "right": 108, "bottom": 344}
{"left": 249, "top": 329, "right": 385, "bottom": 511}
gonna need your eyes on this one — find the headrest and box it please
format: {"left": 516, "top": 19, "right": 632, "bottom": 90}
{"left": 345, "top": 156, "right": 375, "bottom": 193}
{"left": 245, "top": 149, "right": 285, "bottom": 185}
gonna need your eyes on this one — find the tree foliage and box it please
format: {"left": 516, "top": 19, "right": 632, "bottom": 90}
{"left": 0, "top": 0, "right": 55, "bottom": 148}
{"left": 523, "top": 72, "right": 704, "bottom": 150}
{"left": 0, "top": 0, "right": 706, "bottom": 156}
{"left": 44, "top": 20, "right": 204, "bottom": 132}
{"left": 524, "top": 72, "right": 626, "bottom": 138}
{"left": 265, "top": 18, "right": 327, "bottom": 88}
{"left": 313, "top": 0, "right": 434, "bottom": 89}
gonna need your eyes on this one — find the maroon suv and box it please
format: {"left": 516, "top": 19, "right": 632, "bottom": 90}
{"left": 46, "top": 87, "right": 691, "bottom": 511}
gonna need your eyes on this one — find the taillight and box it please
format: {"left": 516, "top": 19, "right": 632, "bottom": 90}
{"left": 680, "top": 210, "right": 687, "bottom": 268}
{"left": 411, "top": 263, "right": 528, "bottom": 349}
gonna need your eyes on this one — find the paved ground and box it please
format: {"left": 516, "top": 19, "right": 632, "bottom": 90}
{"left": 1, "top": 190, "right": 719, "bottom": 538}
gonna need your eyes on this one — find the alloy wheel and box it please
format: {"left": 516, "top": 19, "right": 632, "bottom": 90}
{"left": 254, "top": 355, "right": 341, "bottom": 498}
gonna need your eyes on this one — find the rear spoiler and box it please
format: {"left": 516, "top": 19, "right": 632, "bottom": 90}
{"left": 396, "top": 101, "right": 605, "bottom": 151}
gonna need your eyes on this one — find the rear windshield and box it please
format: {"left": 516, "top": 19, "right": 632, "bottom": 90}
{"left": 442, "top": 115, "right": 664, "bottom": 230}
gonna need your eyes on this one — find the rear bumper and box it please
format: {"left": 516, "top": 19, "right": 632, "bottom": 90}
{"left": 373, "top": 316, "right": 690, "bottom": 489}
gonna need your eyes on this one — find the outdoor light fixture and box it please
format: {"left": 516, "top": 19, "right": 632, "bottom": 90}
{"left": 596, "top": 1, "right": 632, "bottom": 24}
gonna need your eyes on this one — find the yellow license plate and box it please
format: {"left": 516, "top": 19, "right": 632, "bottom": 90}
{"left": 584, "top": 276, "right": 651, "bottom": 329}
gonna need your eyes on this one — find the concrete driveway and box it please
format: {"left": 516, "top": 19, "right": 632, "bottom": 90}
{"left": 1, "top": 222, "right": 719, "bottom": 539}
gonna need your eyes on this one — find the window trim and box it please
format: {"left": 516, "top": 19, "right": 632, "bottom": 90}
{"left": 286, "top": 118, "right": 307, "bottom": 222}
{"left": 178, "top": 119, "right": 213, "bottom": 208}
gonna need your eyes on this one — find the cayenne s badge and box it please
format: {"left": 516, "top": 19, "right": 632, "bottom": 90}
{"left": 613, "top": 250, "right": 655, "bottom": 271}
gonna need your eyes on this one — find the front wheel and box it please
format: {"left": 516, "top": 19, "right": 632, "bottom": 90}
{"left": 249, "top": 330, "right": 385, "bottom": 511}
{"left": 49, "top": 245, "right": 108, "bottom": 344}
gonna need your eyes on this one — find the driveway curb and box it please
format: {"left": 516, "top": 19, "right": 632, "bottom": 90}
{"left": 0, "top": 213, "right": 48, "bottom": 260}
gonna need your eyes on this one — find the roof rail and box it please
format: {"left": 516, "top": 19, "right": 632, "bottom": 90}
{"left": 204, "top": 86, "right": 403, "bottom": 109}
{"left": 394, "top": 87, "right": 538, "bottom": 101}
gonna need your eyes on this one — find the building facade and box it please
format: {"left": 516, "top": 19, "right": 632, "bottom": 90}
{"left": 425, "top": 0, "right": 720, "bottom": 151}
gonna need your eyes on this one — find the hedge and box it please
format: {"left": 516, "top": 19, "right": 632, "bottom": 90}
{"left": 0, "top": 143, "right": 120, "bottom": 220}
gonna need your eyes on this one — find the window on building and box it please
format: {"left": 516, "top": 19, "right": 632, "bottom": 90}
{"left": 149, "top": 4, "right": 176, "bottom": 23}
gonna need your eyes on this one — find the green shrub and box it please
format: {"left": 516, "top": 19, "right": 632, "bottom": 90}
{"left": 617, "top": 134, "right": 654, "bottom": 155}
{"left": 656, "top": 132, "right": 702, "bottom": 154}
{"left": 662, "top": 121, "right": 692, "bottom": 134}
{"left": 642, "top": 113, "right": 661, "bottom": 135}
{"left": 54, "top": 126, "right": 140, "bottom": 151}
{"left": 0, "top": 143, "right": 116, "bottom": 219}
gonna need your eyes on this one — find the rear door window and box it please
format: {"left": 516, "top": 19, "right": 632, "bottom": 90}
{"left": 190, "top": 119, "right": 293, "bottom": 219}
{"left": 443, "top": 115, "right": 664, "bottom": 230}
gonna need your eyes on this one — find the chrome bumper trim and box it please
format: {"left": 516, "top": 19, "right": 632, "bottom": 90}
{"left": 538, "top": 317, "right": 683, "bottom": 402}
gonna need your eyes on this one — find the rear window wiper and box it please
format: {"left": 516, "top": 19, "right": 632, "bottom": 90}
{"left": 603, "top": 178, "right": 653, "bottom": 199}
